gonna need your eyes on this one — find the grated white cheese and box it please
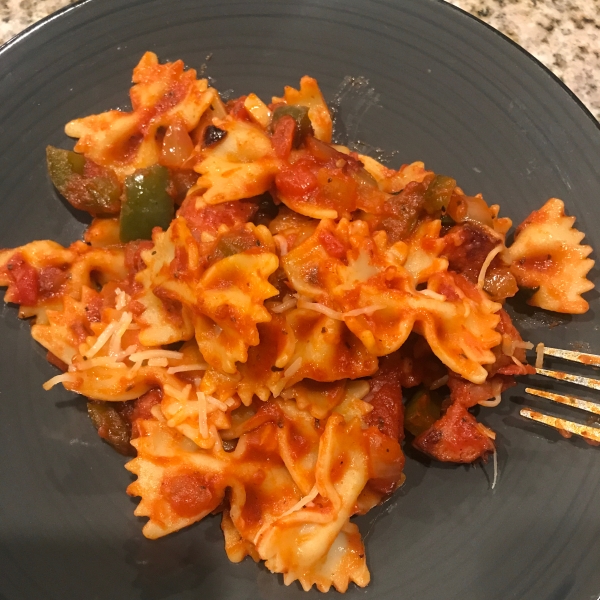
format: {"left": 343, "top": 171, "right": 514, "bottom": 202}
{"left": 273, "top": 234, "right": 289, "bottom": 257}
{"left": 150, "top": 404, "right": 166, "bottom": 422}
{"left": 196, "top": 391, "right": 208, "bottom": 439}
{"left": 83, "top": 320, "right": 120, "bottom": 359}
{"left": 479, "top": 394, "right": 502, "bottom": 408}
{"left": 164, "top": 383, "right": 191, "bottom": 402}
{"left": 115, "top": 288, "right": 131, "bottom": 311}
{"left": 72, "top": 357, "right": 127, "bottom": 371}
{"left": 419, "top": 289, "right": 447, "bottom": 302}
{"left": 491, "top": 447, "right": 498, "bottom": 490}
{"left": 297, "top": 299, "right": 343, "bottom": 320}
{"left": 284, "top": 357, "right": 303, "bottom": 378}
{"left": 206, "top": 395, "right": 228, "bottom": 411}
{"left": 147, "top": 358, "right": 169, "bottom": 367}
{"left": 108, "top": 312, "right": 133, "bottom": 358}
{"left": 511, "top": 355, "right": 525, "bottom": 368}
{"left": 129, "top": 349, "right": 183, "bottom": 363}
{"left": 254, "top": 484, "right": 319, "bottom": 545}
{"left": 477, "top": 244, "right": 503, "bottom": 289}
{"left": 536, "top": 343, "right": 545, "bottom": 369}
{"left": 430, "top": 375, "right": 449, "bottom": 390}
{"left": 42, "top": 373, "right": 79, "bottom": 391}
{"left": 167, "top": 363, "right": 209, "bottom": 374}
{"left": 343, "top": 304, "right": 385, "bottom": 318}
{"left": 270, "top": 294, "right": 297, "bottom": 314}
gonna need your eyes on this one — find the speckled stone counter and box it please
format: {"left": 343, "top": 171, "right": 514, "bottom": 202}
{"left": 1, "top": 0, "right": 598, "bottom": 120}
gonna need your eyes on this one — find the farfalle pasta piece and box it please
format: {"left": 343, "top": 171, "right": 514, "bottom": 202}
{"left": 134, "top": 217, "right": 198, "bottom": 346}
{"left": 256, "top": 415, "right": 370, "bottom": 593}
{"left": 65, "top": 52, "right": 214, "bottom": 180}
{"left": 505, "top": 198, "right": 594, "bottom": 313}
{"left": 126, "top": 419, "right": 229, "bottom": 539}
{"left": 194, "top": 119, "right": 281, "bottom": 205}
{"left": 272, "top": 76, "right": 332, "bottom": 143}
{"left": 356, "top": 155, "right": 433, "bottom": 194}
{"left": 236, "top": 314, "right": 296, "bottom": 405}
{"left": 31, "top": 290, "right": 94, "bottom": 365}
{"left": 283, "top": 309, "right": 379, "bottom": 386}
{"left": 193, "top": 249, "right": 279, "bottom": 373}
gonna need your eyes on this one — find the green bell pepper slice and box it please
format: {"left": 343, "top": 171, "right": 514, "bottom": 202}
{"left": 120, "top": 165, "right": 174, "bottom": 242}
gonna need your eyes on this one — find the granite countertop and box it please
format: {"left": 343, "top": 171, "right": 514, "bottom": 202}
{"left": 0, "top": 0, "right": 598, "bottom": 120}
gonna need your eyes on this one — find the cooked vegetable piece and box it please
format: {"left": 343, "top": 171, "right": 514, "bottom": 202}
{"left": 424, "top": 175, "right": 456, "bottom": 214}
{"left": 447, "top": 193, "right": 493, "bottom": 228}
{"left": 251, "top": 193, "right": 279, "bottom": 226}
{"left": 209, "top": 229, "right": 258, "bottom": 264}
{"left": 404, "top": 390, "right": 441, "bottom": 437}
{"left": 271, "top": 104, "right": 312, "bottom": 147}
{"left": 120, "top": 165, "right": 174, "bottom": 242}
{"left": 203, "top": 125, "right": 227, "bottom": 147}
{"left": 87, "top": 400, "right": 134, "bottom": 456}
{"left": 46, "top": 146, "right": 121, "bottom": 215}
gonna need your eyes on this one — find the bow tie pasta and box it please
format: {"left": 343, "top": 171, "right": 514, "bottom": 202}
{"left": 0, "top": 52, "right": 594, "bottom": 593}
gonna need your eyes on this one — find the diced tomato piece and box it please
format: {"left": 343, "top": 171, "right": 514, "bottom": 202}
{"left": 275, "top": 162, "right": 319, "bottom": 198}
{"left": 226, "top": 96, "right": 252, "bottom": 122}
{"left": 364, "top": 352, "right": 404, "bottom": 441}
{"left": 124, "top": 240, "right": 154, "bottom": 276}
{"left": 270, "top": 115, "right": 296, "bottom": 159}
{"left": 413, "top": 402, "right": 494, "bottom": 463}
{"left": 318, "top": 229, "right": 346, "bottom": 260}
{"left": 178, "top": 197, "right": 258, "bottom": 241}
{"left": 161, "top": 471, "right": 221, "bottom": 518}
{"left": 38, "top": 266, "right": 68, "bottom": 299}
{"left": 5, "top": 253, "right": 39, "bottom": 306}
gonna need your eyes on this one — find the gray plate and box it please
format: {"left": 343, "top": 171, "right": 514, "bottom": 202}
{"left": 1, "top": 1, "right": 599, "bottom": 598}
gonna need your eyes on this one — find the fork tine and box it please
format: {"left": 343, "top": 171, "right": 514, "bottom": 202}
{"left": 535, "top": 368, "right": 600, "bottom": 391}
{"left": 543, "top": 347, "right": 600, "bottom": 367}
{"left": 525, "top": 387, "right": 600, "bottom": 416}
{"left": 520, "top": 408, "right": 600, "bottom": 442}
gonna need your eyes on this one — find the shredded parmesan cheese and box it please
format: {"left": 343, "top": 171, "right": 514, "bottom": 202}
{"left": 128, "top": 349, "right": 183, "bottom": 363}
{"left": 164, "top": 383, "right": 191, "bottom": 402}
{"left": 43, "top": 373, "right": 79, "bottom": 391}
{"left": 476, "top": 422, "right": 497, "bottom": 440}
{"left": 150, "top": 404, "right": 166, "bottom": 422}
{"left": 511, "top": 355, "right": 524, "bottom": 368}
{"left": 419, "top": 289, "right": 447, "bottom": 302}
{"left": 297, "top": 299, "right": 343, "bottom": 320}
{"left": 479, "top": 394, "right": 502, "bottom": 408}
{"left": 71, "top": 357, "right": 127, "bottom": 371}
{"left": 273, "top": 234, "right": 289, "bottom": 256}
{"left": 270, "top": 294, "right": 297, "bottom": 314}
{"left": 343, "top": 304, "right": 385, "bottom": 318}
{"left": 108, "top": 311, "right": 133, "bottom": 358}
{"left": 284, "top": 357, "right": 303, "bottom": 378}
{"left": 114, "top": 288, "right": 131, "bottom": 310}
{"left": 128, "top": 361, "right": 142, "bottom": 377}
{"left": 491, "top": 447, "right": 498, "bottom": 490}
{"left": 83, "top": 320, "right": 120, "bottom": 359}
{"left": 254, "top": 484, "right": 319, "bottom": 545}
{"left": 536, "top": 343, "right": 545, "bottom": 369}
{"left": 430, "top": 375, "right": 449, "bottom": 390}
{"left": 147, "top": 358, "right": 169, "bottom": 367}
{"left": 296, "top": 298, "right": 385, "bottom": 321}
{"left": 514, "top": 340, "right": 534, "bottom": 350}
{"left": 196, "top": 391, "right": 208, "bottom": 439}
{"left": 477, "top": 244, "right": 503, "bottom": 289}
{"left": 167, "top": 363, "right": 209, "bottom": 374}
{"left": 206, "top": 395, "right": 228, "bottom": 411}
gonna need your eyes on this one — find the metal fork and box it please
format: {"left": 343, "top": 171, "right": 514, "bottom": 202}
{"left": 520, "top": 346, "right": 600, "bottom": 444}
